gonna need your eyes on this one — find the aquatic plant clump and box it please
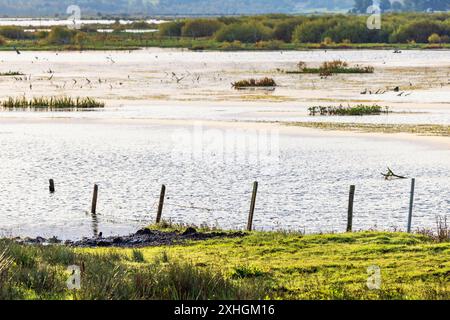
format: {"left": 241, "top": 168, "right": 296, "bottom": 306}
{"left": 1, "top": 96, "right": 105, "bottom": 109}
{"left": 286, "top": 60, "right": 374, "bottom": 76}
{"left": 0, "top": 71, "right": 24, "bottom": 76}
{"left": 308, "top": 104, "right": 389, "bottom": 116}
{"left": 232, "top": 77, "right": 277, "bottom": 89}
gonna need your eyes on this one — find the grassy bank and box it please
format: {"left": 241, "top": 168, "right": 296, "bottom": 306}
{"left": 0, "top": 229, "right": 448, "bottom": 300}
{"left": 2, "top": 38, "right": 450, "bottom": 52}
{"left": 288, "top": 122, "right": 450, "bottom": 137}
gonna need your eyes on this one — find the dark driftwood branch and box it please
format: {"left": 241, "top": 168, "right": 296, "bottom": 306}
{"left": 382, "top": 167, "right": 407, "bottom": 180}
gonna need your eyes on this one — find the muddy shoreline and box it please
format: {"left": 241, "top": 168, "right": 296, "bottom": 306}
{"left": 10, "top": 227, "right": 247, "bottom": 248}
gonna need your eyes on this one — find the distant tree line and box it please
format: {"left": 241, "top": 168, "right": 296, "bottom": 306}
{"left": 352, "top": 0, "right": 450, "bottom": 13}
{"left": 1, "top": 13, "right": 449, "bottom": 47}
{"left": 158, "top": 13, "right": 450, "bottom": 44}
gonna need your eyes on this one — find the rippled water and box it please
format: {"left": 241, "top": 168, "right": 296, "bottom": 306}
{"left": 0, "top": 120, "right": 448, "bottom": 239}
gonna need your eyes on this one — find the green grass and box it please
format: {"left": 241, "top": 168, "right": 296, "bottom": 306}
{"left": 2, "top": 37, "right": 450, "bottom": 52}
{"left": 0, "top": 230, "right": 448, "bottom": 300}
{"left": 308, "top": 104, "right": 388, "bottom": 116}
{"left": 1, "top": 96, "right": 105, "bottom": 109}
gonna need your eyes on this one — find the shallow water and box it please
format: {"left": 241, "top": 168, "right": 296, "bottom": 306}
{"left": 2, "top": 105, "right": 450, "bottom": 125}
{"left": 0, "top": 120, "right": 448, "bottom": 239}
{"left": 0, "top": 49, "right": 449, "bottom": 117}
{"left": 0, "top": 18, "right": 166, "bottom": 27}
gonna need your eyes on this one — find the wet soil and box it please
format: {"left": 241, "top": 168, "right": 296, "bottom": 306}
{"left": 12, "top": 227, "right": 246, "bottom": 248}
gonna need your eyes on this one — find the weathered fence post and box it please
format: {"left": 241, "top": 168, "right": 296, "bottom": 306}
{"left": 91, "top": 184, "right": 98, "bottom": 215}
{"left": 156, "top": 184, "right": 166, "bottom": 224}
{"left": 347, "top": 185, "right": 355, "bottom": 232}
{"left": 247, "top": 181, "right": 258, "bottom": 231}
{"left": 407, "top": 178, "right": 415, "bottom": 233}
{"left": 49, "top": 179, "right": 55, "bottom": 193}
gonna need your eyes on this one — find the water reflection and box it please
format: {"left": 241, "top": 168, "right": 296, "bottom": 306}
{"left": 91, "top": 213, "right": 99, "bottom": 238}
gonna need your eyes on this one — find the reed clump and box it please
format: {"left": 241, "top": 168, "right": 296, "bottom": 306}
{"left": 417, "top": 216, "right": 449, "bottom": 243}
{"left": 232, "top": 77, "right": 277, "bottom": 89}
{"left": 286, "top": 60, "right": 374, "bottom": 76}
{"left": 1, "top": 96, "right": 105, "bottom": 109}
{"left": 0, "top": 71, "right": 24, "bottom": 76}
{"left": 308, "top": 104, "right": 388, "bottom": 116}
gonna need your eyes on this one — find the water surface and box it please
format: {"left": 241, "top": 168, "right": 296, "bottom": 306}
{"left": 0, "top": 120, "right": 448, "bottom": 239}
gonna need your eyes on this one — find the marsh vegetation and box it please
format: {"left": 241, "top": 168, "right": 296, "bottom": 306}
{"left": 1, "top": 96, "right": 105, "bottom": 109}
{"left": 308, "top": 104, "right": 388, "bottom": 116}
{"left": 0, "top": 71, "right": 24, "bottom": 76}
{"left": 232, "top": 77, "right": 277, "bottom": 89}
{"left": 285, "top": 60, "right": 375, "bottom": 77}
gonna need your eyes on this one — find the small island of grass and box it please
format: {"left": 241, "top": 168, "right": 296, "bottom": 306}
{"left": 308, "top": 104, "right": 389, "bottom": 116}
{"left": 232, "top": 77, "right": 277, "bottom": 89}
{"left": 0, "top": 71, "right": 25, "bottom": 76}
{"left": 285, "top": 60, "right": 375, "bottom": 77}
{"left": 1, "top": 96, "right": 105, "bottom": 110}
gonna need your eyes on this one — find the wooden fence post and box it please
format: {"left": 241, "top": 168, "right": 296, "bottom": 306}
{"left": 49, "top": 179, "right": 55, "bottom": 193}
{"left": 407, "top": 178, "right": 415, "bottom": 233}
{"left": 247, "top": 181, "right": 258, "bottom": 231}
{"left": 347, "top": 185, "right": 355, "bottom": 232}
{"left": 91, "top": 184, "right": 98, "bottom": 215}
{"left": 156, "top": 185, "right": 166, "bottom": 224}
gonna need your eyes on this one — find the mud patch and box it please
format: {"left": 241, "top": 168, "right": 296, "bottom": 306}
{"left": 12, "top": 228, "right": 246, "bottom": 248}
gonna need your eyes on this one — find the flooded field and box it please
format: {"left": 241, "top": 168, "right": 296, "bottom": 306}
{"left": 1, "top": 49, "right": 449, "bottom": 108}
{"left": 0, "top": 49, "right": 449, "bottom": 239}
{"left": 0, "top": 18, "right": 166, "bottom": 26}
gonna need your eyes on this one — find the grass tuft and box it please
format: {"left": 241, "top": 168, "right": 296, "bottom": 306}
{"left": 231, "top": 265, "right": 266, "bottom": 279}
{"left": 131, "top": 249, "right": 145, "bottom": 263}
